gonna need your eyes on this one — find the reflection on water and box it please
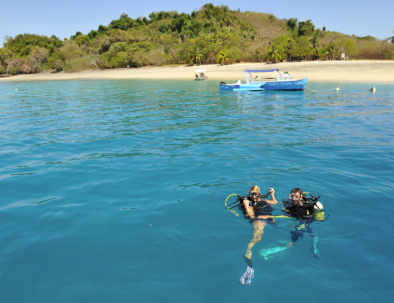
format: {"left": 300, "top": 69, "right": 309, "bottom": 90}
{"left": 0, "top": 80, "right": 393, "bottom": 303}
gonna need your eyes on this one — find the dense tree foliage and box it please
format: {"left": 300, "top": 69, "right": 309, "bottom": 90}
{"left": 1, "top": 3, "right": 393, "bottom": 75}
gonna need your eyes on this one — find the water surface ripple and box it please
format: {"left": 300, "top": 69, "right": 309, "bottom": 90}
{"left": 1, "top": 80, "right": 393, "bottom": 302}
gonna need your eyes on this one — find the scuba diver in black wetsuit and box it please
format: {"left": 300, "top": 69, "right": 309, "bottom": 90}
{"left": 282, "top": 188, "right": 321, "bottom": 259}
{"left": 239, "top": 185, "right": 277, "bottom": 285}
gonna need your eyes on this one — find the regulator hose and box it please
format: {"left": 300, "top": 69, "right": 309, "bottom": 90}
{"left": 225, "top": 194, "right": 240, "bottom": 217}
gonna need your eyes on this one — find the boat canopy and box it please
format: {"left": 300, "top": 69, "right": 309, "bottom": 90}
{"left": 195, "top": 69, "right": 206, "bottom": 73}
{"left": 244, "top": 69, "right": 279, "bottom": 72}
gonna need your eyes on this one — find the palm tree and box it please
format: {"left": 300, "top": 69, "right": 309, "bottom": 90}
{"left": 286, "top": 37, "right": 294, "bottom": 61}
{"left": 217, "top": 50, "right": 230, "bottom": 65}
{"left": 286, "top": 18, "right": 298, "bottom": 38}
{"left": 188, "top": 47, "right": 204, "bottom": 65}
{"left": 253, "top": 49, "right": 264, "bottom": 62}
{"left": 326, "top": 44, "right": 336, "bottom": 60}
{"left": 310, "top": 32, "right": 320, "bottom": 60}
{"left": 266, "top": 45, "right": 282, "bottom": 62}
{"left": 390, "top": 29, "right": 394, "bottom": 44}
{"left": 164, "top": 46, "right": 173, "bottom": 64}
{"left": 286, "top": 18, "right": 298, "bottom": 31}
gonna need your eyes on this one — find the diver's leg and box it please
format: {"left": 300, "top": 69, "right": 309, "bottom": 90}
{"left": 288, "top": 228, "right": 304, "bottom": 247}
{"left": 304, "top": 222, "right": 313, "bottom": 235}
{"left": 245, "top": 221, "right": 266, "bottom": 259}
{"left": 240, "top": 221, "right": 266, "bottom": 286}
{"left": 310, "top": 234, "right": 321, "bottom": 259}
{"left": 306, "top": 225, "right": 321, "bottom": 259}
{"left": 291, "top": 230, "right": 304, "bottom": 242}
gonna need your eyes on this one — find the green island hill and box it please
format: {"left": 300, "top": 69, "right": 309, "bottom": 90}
{"left": 1, "top": 3, "right": 394, "bottom": 77}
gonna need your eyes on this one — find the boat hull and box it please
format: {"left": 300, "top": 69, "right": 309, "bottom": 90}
{"left": 261, "top": 77, "right": 307, "bottom": 91}
{"left": 220, "top": 77, "right": 307, "bottom": 91}
{"left": 219, "top": 83, "right": 263, "bottom": 91}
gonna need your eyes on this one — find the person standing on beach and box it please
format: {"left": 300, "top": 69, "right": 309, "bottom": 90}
{"left": 239, "top": 185, "right": 277, "bottom": 285}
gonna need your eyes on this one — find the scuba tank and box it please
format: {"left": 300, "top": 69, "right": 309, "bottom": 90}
{"left": 313, "top": 202, "right": 325, "bottom": 222}
{"left": 302, "top": 192, "right": 326, "bottom": 222}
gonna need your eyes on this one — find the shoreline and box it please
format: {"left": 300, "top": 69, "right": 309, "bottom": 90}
{"left": 1, "top": 60, "right": 394, "bottom": 82}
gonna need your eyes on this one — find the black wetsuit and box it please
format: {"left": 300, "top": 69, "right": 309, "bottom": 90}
{"left": 238, "top": 196, "right": 274, "bottom": 222}
{"left": 282, "top": 199, "right": 315, "bottom": 243}
{"left": 255, "top": 201, "right": 275, "bottom": 222}
{"left": 283, "top": 202, "right": 315, "bottom": 221}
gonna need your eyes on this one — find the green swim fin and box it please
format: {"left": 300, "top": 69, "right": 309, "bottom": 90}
{"left": 259, "top": 246, "right": 287, "bottom": 260}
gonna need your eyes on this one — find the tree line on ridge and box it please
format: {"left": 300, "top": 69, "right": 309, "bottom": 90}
{"left": 1, "top": 3, "right": 393, "bottom": 75}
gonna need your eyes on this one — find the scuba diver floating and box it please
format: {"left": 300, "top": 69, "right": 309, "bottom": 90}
{"left": 260, "top": 188, "right": 323, "bottom": 260}
{"left": 238, "top": 185, "right": 277, "bottom": 286}
{"left": 281, "top": 188, "right": 323, "bottom": 259}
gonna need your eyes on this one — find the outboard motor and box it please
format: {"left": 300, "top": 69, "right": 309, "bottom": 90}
{"left": 220, "top": 81, "right": 226, "bottom": 85}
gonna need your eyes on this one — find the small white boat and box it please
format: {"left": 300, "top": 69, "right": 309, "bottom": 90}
{"left": 195, "top": 69, "right": 208, "bottom": 81}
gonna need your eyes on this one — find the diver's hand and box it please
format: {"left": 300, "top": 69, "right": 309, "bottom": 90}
{"left": 268, "top": 188, "right": 275, "bottom": 195}
{"left": 243, "top": 199, "right": 254, "bottom": 218}
{"left": 257, "top": 215, "right": 271, "bottom": 220}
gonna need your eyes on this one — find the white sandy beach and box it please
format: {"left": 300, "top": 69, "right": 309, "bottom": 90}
{"left": 1, "top": 60, "right": 394, "bottom": 82}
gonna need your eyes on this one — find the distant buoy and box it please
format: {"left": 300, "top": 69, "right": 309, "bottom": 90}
{"left": 336, "top": 86, "right": 340, "bottom": 92}
{"left": 371, "top": 86, "right": 376, "bottom": 93}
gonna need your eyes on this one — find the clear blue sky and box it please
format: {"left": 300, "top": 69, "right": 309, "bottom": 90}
{"left": 1, "top": 0, "right": 393, "bottom": 46}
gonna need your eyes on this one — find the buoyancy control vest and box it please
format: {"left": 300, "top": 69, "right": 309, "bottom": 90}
{"left": 237, "top": 196, "right": 274, "bottom": 216}
{"left": 282, "top": 200, "right": 315, "bottom": 220}
{"left": 282, "top": 193, "right": 326, "bottom": 221}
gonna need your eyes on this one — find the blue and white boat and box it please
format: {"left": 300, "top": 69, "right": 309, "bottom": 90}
{"left": 219, "top": 69, "right": 307, "bottom": 91}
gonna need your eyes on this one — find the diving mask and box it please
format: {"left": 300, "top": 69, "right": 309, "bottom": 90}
{"left": 289, "top": 194, "right": 301, "bottom": 201}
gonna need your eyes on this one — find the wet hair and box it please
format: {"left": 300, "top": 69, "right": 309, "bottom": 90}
{"left": 249, "top": 185, "right": 261, "bottom": 197}
{"left": 290, "top": 188, "right": 303, "bottom": 196}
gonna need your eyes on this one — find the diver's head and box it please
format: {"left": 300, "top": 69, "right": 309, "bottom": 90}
{"left": 289, "top": 188, "right": 303, "bottom": 205}
{"left": 249, "top": 185, "right": 261, "bottom": 202}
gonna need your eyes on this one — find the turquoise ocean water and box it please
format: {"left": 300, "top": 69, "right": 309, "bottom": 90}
{"left": 0, "top": 79, "right": 393, "bottom": 302}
